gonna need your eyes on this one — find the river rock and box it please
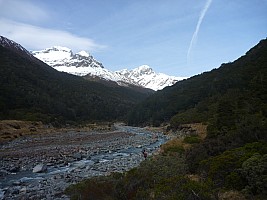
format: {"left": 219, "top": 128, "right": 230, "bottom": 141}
{"left": 11, "top": 186, "right": 20, "bottom": 195}
{"left": 19, "top": 187, "right": 27, "bottom": 194}
{"left": 72, "top": 153, "right": 82, "bottom": 160}
{"left": 9, "top": 165, "right": 20, "bottom": 173}
{"left": 0, "top": 125, "right": 168, "bottom": 200}
{"left": 70, "top": 161, "right": 86, "bottom": 169}
{"left": 32, "top": 164, "right": 47, "bottom": 173}
{"left": 12, "top": 181, "right": 21, "bottom": 186}
{"left": 0, "top": 169, "right": 9, "bottom": 177}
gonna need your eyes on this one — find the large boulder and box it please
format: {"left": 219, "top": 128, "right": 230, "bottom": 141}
{"left": 32, "top": 164, "right": 47, "bottom": 173}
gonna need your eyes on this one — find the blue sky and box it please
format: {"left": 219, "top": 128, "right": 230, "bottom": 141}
{"left": 0, "top": 0, "right": 266, "bottom": 77}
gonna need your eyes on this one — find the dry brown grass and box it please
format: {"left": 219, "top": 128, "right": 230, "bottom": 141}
{"left": 180, "top": 123, "right": 207, "bottom": 140}
{"left": 188, "top": 123, "right": 207, "bottom": 140}
{"left": 0, "top": 120, "right": 115, "bottom": 144}
{"left": 218, "top": 190, "right": 246, "bottom": 200}
{"left": 160, "top": 138, "right": 190, "bottom": 154}
{"left": 165, "top": 123, "right": 207, "bottom": 149}
{"left": 186, "top": 174, "right": 201, "bottom": 182}
{"left": 0, "top": 120, "right": 46, "bottom": 143}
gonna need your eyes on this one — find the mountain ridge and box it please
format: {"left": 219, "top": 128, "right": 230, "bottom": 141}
{"left": 0, "top": 36, "right": 40, "bottom": 62}
{"left": 0, "top": 36, "right": 152, "bottom": 124}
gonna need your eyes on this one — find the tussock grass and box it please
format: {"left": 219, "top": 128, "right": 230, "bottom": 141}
{"left": 188, "top": 123, "right": 207, "bottom": 140}
{"left": 161, "top": 138, "right": 188, "bottom": 153}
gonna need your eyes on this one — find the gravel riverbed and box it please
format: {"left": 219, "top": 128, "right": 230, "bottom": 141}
{"left": 0, "top": 124, "right": 168, "bottom": 199}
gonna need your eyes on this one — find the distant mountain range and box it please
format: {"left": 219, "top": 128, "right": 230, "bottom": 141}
{"left": 32, "top": 47, "right": 186, "bottom": 90}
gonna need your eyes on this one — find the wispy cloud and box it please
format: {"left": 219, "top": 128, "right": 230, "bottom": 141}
{"left": 187, "top": 0, "right": 213, "bottom": 64}
{"left": 0, "top": 19, "right": 106, "bottom": 52}
{"left": 0, "top": 0, "right": 106, "bottom": 52}
{"left": 0, "top": 0, "right": 48, "bottom": 22}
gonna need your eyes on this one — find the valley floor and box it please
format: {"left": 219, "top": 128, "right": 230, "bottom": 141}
{"left": 0, "top": 121, "right": 168, "bottom": 199}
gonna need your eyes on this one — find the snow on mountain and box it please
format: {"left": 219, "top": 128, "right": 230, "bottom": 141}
{"left": 32, "top": 46, "right": 187, "bottom": 90}
{"left": 32, "top": 46, "right": 104, "bottom": 76}
{"left": 33, "top": 46, "right": 73, "bottom": 65}
{"left": 0, "top": 36, "right": 186, "bottom": 90}
{"left": 116, "top": 65, "right": 185, "bottom": 90}
{"left": 77, "top": 50, "right": 90, "bottom": 57}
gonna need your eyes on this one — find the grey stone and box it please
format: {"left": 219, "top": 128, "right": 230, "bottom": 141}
{"left": 70, "top": 161, "right": 86, "bottom": 169}
{"left": 19, "top": 187, "right": 27, "bottom": 194}
{"left": 9, "top": 166, "right": 20, "bottom": 173}
{"left": 32, "top": 164, "right": 47, "bottom": 173}
{"left": 12, "top": 181, "right": 21, "bottom": 186}
{"left": 72, "top": 153, "right": 82, "bottom": 160}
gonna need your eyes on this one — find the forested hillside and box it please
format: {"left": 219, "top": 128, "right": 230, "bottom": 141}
{"left": 0, "top": 46, "right": 151, "bottom": 125}
{"left": 127, "top": 38, "right": 267, "bottom": 128}
{"left": 66, "top": 38, "right": 267, "bottom": 199}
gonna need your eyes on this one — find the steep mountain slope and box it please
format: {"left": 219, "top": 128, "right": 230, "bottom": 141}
{"left": 32, "top": 47, "right": 186, "bottom": 90}
{"left": 127, "top": 38, "right": 267, "bottom": 127}
{"left": 0, "top": 36, "right": 39, "bottom": 62}
{"left": 0, "top": 36, "right": 152, "bottom": 124}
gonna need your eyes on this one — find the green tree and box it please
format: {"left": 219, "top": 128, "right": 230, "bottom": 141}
{"left": 241, "top": 153, "right": 267, "bottom": 196}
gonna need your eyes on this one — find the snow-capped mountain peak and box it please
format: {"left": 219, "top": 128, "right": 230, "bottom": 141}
{"left": 77, "top": 50, "right": 90, "bottom": 57}
{"left": 32, "top": 46, "right": 187, "bottom": 90}
{"left": 32, "top": 46, "right": 104, "bottom": 74}
{"left": 116, "top": 65, "right": 185, "bottom": 90}
{"left": 1, "top": 37, "right": 186, "bottom": 90}
{"left": 50, "top": 46, "right": 72, "bottom": 52}
{"left": 32, "top": 46, "right": 73, "bottom": 64}
{"left": 132, "top": 65, "right": 153, "bottom": 76}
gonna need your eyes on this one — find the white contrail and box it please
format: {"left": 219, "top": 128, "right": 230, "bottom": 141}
{"left": 187, "top": 0, "right": 213, "bottom": 64}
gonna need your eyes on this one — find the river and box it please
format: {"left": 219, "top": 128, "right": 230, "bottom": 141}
{"left": 0, "top": 124, "right": 168, "bottom": 199}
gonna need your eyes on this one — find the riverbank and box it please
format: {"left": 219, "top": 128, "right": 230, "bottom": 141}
{"left": 0, "top": 120, "right": 114, "bottom": 144}
{"left": 65, "top": 123, "right": 210, "bottom": 199}
{"left": 0, "top": 123, "right": 168, "bottom": 199}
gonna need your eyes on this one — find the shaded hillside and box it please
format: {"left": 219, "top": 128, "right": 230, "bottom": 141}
{"left": 0, "top": 45, "right": 151, "bottom": 125}
{"left": 127, "top": 38, "right": 267, "bottom": 127}
{"left": 83, "top": 74, "right": 154, "bottom": 94}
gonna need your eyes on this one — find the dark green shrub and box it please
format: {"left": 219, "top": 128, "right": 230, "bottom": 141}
{"left": 184, "top": 135, "right": 201, "bottom": 144}
{"left": 225, "top": 171, "right": 246, "bottom": 190}
{"left": 65, "top": 177, "right": 116, "bottom": 200}
{"left": 241, "top": 153, "right": 267, "bottom": 196}
{"left": 199, "top": 142, "right": 267, "bottom": 189}
{"left": 164, "top": 145, "right": 185, "bottom": 154}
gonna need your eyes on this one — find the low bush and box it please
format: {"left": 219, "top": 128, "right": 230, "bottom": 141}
{"left": 199, "top": 142, "right": 267, "bottom": 192}
{"left": 183, "top": 135, "right": 201, "bottom": 144}
{"left": 161, "top": 139, "right": 185, "bottom": 155}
